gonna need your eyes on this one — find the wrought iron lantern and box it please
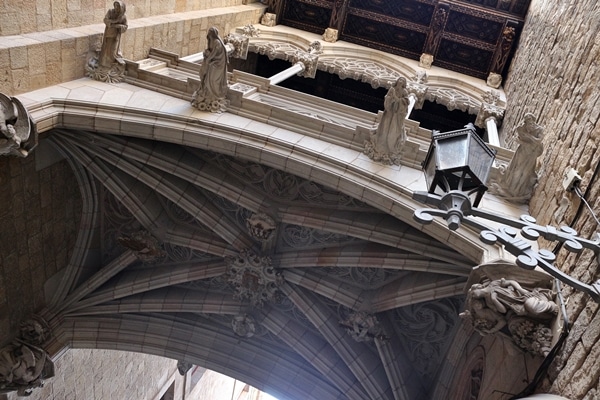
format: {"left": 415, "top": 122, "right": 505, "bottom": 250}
{"left": 422, "top": 124, "right": 496, "bottom": 207}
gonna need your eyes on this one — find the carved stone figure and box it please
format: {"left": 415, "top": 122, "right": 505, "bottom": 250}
{"left": 489, "top": 113, "right": 544, "bottom": 202}
{"left": 486, "top": 72, "right": 503, "bottom": 88}
{"left": 461, "top": 278, "right": 557, "bottom": 356}
{"left": 0, "top": 94, "right": 33, "bottom": 158}
{"left": 117, "top": 230, "right": 166, "bottom": 263}
{"left": 192, "top": 27, "right": 229, "bottom": 113}
{"left": 340, "top": 312, "right": 386, "bottom": 342}
{"left": 86, "top": 1, "right": 128, "bottom": 82}
{"left": 364, "top": 77, "right": 409, "bottom": 165}
{"left": 420, "top": 53, "right": 433, "bottom": 69}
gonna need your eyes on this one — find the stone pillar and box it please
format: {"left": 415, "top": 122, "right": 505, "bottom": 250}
{"left": 485, "top": 117, "right": 500, "bottom": 147}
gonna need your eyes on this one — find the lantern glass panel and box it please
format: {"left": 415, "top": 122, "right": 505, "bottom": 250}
{"left": 436, "top": 136, "right": 467, "bottom": 170}
{"left": 468, "top": 134, "right": 495, "bottom": 184}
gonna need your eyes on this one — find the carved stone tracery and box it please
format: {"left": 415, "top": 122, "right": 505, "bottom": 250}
{"left": 226, "top": 250, "right": 282, "bottom": 307}
{"left": 231, "top": 314, "right": 257, "bottom": 338}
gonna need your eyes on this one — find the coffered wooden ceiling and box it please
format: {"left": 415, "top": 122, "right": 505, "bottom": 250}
{"left": 268, "top": 0, "right": 530, "bottom": 79}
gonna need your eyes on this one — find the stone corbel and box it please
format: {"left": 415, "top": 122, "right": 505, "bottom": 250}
{"left": 419, "top": 53, "right": 434, "bottom": 69}
{"left": 224, "top": 33, "right": 250, "bottom": 60}
{"left": 292, "top": 51, "right": 319, "bottom": 79}
{"left": 323, "top": 28, "right": 339, "bottom": 43}
{"left": 406, "top": 82, "right": 428, "bottom": 111}
{"left": 486, "top": 72, "right": 503, "bottom": 89}
{"left": 261, "top": 12, "right": 277, "bottom": 27}
{"left": 0, "top": 316, "right": 55, "bottom": 396}
{"left": 475, "top": 102, "right": 504, "bottom": 129}
{"left": 461, "top": 260, "right": 560, "bottom": 357}
{"left": 0, "top": 93, "right": 37, "bottom": 158}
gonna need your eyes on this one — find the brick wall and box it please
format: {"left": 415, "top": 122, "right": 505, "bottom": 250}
{"left": 503, "top": 1, "right": 600, "bottom": 398}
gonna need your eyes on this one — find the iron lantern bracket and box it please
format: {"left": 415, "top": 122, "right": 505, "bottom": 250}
{"left": 413, "top": 191, "right": 600, "bottom": 303}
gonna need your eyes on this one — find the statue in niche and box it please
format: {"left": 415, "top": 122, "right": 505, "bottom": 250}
{"left": 461, "top": 278, "right": 557, "bottom": 356}
{"left": 192, "top": 27, "right": 229, "bottom": 113}
{"left": 364, "top": 77, "right": 409, "bottom": 165}
{"left": 86, "top": 1, "right": 128, "bottom": 83}
{"left": 0, "top": 94, "right": 34, "bottom": 158}
{"left": 489, "top": 113, "right": 544, "bottom": 203}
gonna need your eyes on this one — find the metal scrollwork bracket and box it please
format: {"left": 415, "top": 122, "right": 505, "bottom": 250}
{"left": 413, "top": 191, "right": 600, "bottom": 302}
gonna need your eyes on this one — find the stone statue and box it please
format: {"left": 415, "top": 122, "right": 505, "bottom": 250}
{"left": 461, "top": 278, "right": 557, "bottom": 356}
{"left": 364, "top": 77, "right": 409, "bottom": 165}
{"left": 490, "top": 113, "right": 544, "bottom": 202}
{"left": 86, "top": 1, "right": 128, "bottom": 82}
{"left": 0, "top": 94, "right": 34, "bottom": 158}
{"left": 192, "top": 27, "right": 229, "bottom": 113}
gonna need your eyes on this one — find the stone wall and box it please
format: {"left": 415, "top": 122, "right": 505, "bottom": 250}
{"left": 0, "top": 4, "right": 265, "bottom": 95}
{"left": 4, "top": 349, "right": 181, "bottom": 400}
{"left": 0, "top": 152, "right": 81, "bottom": 345}
{"left": 0, "top": 0, "right": 255, "bottom": 36}
{"left": 503, "top": 1, "right": 600, "bottom": 398}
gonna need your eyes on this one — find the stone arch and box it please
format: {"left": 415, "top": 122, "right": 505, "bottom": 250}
{"left": 30, "top": 93, "right": 504, "bottom": 400}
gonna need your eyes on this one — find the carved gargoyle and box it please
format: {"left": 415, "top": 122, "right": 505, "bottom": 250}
{"left": 0, "top": 93, "right": 36, "bottom": 158}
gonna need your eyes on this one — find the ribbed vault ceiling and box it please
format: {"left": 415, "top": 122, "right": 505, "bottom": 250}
{"left": 46, "top": 129, "right": 472, "bottom": 400}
